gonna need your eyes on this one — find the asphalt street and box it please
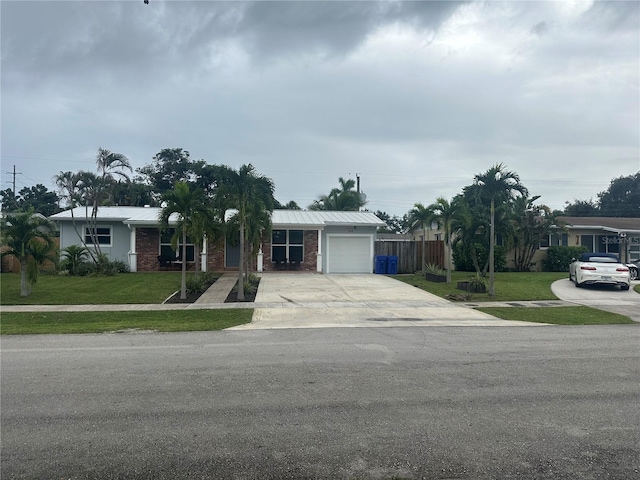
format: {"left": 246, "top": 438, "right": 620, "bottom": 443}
{"left": 2, "top": 326, "right": 639, "bottom": 479}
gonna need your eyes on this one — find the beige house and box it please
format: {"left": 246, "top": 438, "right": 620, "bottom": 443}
{"left": 555, "top": 216, "right": 640, "bottom": 263}
{"left": 409, "top": 216, "right": 640, "bottom": 272}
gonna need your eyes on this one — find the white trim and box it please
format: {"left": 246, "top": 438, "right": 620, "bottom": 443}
{"left": 83, "top": 224, "right": 113, "bottom": 247}
{"left": 317, "top": 230, "right": 322, "bottom": 272}
{"left": 128, "top": 226, "right": 137, "bottom": 272}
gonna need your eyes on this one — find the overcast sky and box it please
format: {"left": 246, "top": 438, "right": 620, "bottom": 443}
{"left": 2, "top": 0, "right": 639, "bottom": 216}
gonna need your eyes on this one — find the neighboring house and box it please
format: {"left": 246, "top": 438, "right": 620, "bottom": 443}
{"left": 525, "top": 216, "right": 640, "bottom": 270}
{"left": 554, "top": 216, "right": 640, "bottom": 263}
{"left": 406, "top": 215, "right": 640, "bottom": 271}
{"left": 49, "top": 207, "right": 385, "bottom": 274}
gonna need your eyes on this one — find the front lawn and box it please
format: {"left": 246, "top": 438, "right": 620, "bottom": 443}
{"left": 395, "top": 271, "right": 568, "bottom": 302}
{"left": 1, "top": 272, "right": 200, "bottom": 305}
{"left": 477, "top": 306, "right": 635, "bottom": 325}
{"left": 0, "top": 309, "right": 253, "bottom": 335}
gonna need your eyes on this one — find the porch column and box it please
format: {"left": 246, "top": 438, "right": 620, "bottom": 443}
{"left": 201, "top": 237, "right": 207, "bottom": 272}
{"left": 257, "top": 244, "right": 264, "bottom": 272}
{"left": 316, "top": 229, "right": 323, "bottom": 272}
{"left": 128, "top": 226, "right": 137, "bottom": 272}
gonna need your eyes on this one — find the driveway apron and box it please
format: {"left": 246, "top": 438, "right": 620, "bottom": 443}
{"left": 551, "top": 278, "right": 640, "bottom": 321}
{"left": 229, "top": 273, "right": 544, "bottom": 330}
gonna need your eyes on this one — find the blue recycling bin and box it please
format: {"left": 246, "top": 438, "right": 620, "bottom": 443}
{"left": 375, "top": 255, "right": 388, "bottom": 274}
{"left": 387, "top": 255, "right": 398, "bottom": 275}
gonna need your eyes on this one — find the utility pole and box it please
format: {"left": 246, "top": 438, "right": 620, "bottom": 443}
{"left": 5, "top": 165, "right": 22, "bottom": 198}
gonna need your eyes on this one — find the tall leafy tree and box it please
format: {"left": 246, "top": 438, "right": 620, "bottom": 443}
{"left": 137, "top": 148, "right": 207, "bottom": 199}
{"left": 308, "top": 177, "right": 366, "bottom": 211}
{"left": 275, "top": 200, "right": 301, "bottom": 210}
{"left": 1, "top": 210, "right": 57, "bottom": 297}
{"left": 406, "top": 203, "right": 433, "bottom": 273}
{"left": 0, "top": 185, "right": 60, "bottom": 216}
{"left": 215, "top": 164, "right": 275, "bottom": 301}
{"left": 470, "top": 164, "right": 527, "bottom": 296}
{"left": 159, "top": 182, "right": 214, "bottom": 300}
{"left": 563, "top": 199, "right": 599, "bottom": 217}
{"left": 597, "top": 172, "right": 640, "bottom": 217}
{"left": 428, "top": 196, "right": 465, "bottom": 284}
{"left": 375, "top": 210, "right": 403, "bottom": 234}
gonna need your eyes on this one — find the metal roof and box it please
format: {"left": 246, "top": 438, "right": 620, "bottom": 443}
{"left": 50, "top": 207, "right": 385, "bottom": 228}
{"left": 559, "top": 216, "right": 640, "bottom": 234}
{"left": 271, "top": 210, "right": 385, "bottom": 227}
{"left": 49, "top": 206, "right": 178, "bottom": 225}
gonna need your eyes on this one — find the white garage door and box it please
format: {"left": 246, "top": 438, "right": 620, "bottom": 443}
{"left": 327, "top": 235, "right": 373, "bottom": 273}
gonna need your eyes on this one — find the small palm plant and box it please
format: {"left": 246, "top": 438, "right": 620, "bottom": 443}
{"left": 60, "top": 245, "right": 90, "bottom": 275}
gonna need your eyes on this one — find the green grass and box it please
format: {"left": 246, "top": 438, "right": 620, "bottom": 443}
{"left": 395, "top": 271, "right": 568, "bottom": 302}
{"left": 0, "top": 309, "right": 253, "bottom": 335}
{"left": 1, "top": 272, "right": 200, "bottom": 305}
{"left": 477, "top": 306, "right": 636, "bottom": 325}
{"left": 635, "top": 284, "right": 640, "bottom": 294}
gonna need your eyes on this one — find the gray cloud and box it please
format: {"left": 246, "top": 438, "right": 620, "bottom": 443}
{"left": 1, "top": 0, "right": 638, "bottom": 215}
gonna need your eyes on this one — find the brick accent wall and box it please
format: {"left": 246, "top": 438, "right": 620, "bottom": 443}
{"left": 206, "top": 239, "right": 226, "bottom": 272}
{"left": 136, "top": 228, "right": 160, "bottom": 271}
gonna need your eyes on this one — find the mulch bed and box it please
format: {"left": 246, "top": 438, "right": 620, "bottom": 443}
{"left": 164, "top": 277, "right": 260, "bottom": 304}
{"left": 224, "top": 278, "right": 260, "bottom": 303}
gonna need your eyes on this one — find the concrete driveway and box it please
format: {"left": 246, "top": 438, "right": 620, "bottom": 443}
{"left": 551, "top": 278, "right": 640, "bottom": 321}
{"left": 229, "top": 273, "right": 543, "bottom": 330}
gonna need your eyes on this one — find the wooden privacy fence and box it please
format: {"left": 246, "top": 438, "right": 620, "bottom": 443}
{"left": 375, "top": 240, "right": 444, "bottom": 274}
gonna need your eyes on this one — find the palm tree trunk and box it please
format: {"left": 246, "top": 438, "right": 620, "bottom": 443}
{"left": 237, "top": 222, "right": 245, "bottom": 301}
{"left": 20, "top": 258, "right": 29, "bottom": 297}
{"left": 180, "top": 227, "right": 187, "bottom": 300}
{"left": 422, "top": 227, "right": 426, "bottom": 274}
{"left": 489, "top": 199, "right": 495, "bottom": 296}
{"left": 445, "top": 225, "right": 452, "bottom": 284}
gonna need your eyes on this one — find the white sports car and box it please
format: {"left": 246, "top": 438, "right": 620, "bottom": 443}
{"left": 569, "top": 253, "right": 631, "bottom": 290}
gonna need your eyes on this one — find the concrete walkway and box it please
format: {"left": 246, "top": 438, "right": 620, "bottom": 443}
{"left": 193, "top": 273, "right": 237, "bottom": 304}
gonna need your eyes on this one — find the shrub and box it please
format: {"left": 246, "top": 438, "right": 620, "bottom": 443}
{"left": 469, "top": 272, "right": 488, "bottom": 290}
{"left": 186, "top": 275, "right": 207, "bottom": 294}
{"left": 544, "top": 246, "right": 588, "bottom": 272}
{"left": 425, "top": 263, "right": 445, "bottom": 276}
{"left": 185, "top": 272, "right": 218, "bottom": 294}
{"left": 59, "top": 245, "right": 90, "bottom": 275}
{"left": 453, "top": 243, "right": 507, "bottom": 273}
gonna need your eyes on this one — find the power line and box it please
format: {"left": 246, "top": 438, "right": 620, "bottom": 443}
{"left": 3, "top": 165, "right": 22, "bottom": 197}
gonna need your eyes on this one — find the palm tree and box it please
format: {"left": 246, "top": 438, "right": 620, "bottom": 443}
{"left": 159, "top": 182, "right": 213, "bottom": 300}
{"left": 427, "top": 196, "right": 465, "bottom": 284}
{"left": 406, "top": 203, "right": 433, "bottom": 274}
{"left": 1, "top": 210, "right": 57, "bottom": 297}
{"left": 472, "top": 164, "right": 527, "bottom": 295}
{"left": 215, "top": 165, "right": 275, "bottom": 301}
{"left": 309, "top": 177, "right": 366, "bottom": 211}
{"left": 95, "top": 147, "right": 132, "bottom": 184}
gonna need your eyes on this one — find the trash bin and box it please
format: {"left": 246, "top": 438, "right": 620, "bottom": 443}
{"left": 375, "top": 255, "right": 388, "bottom": 274}
{"left": 387, "top": 256, "right": 398, "bottom": 275}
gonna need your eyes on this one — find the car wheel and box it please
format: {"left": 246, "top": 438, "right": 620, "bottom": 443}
{"left": 630, "top": 268, "right": 638, "bottom": 281}
{"left": 621, "top": 285, "right": 630, "bottom": 291}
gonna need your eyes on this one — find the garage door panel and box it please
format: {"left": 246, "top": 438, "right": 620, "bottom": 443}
{"left": 327, "top": 236, "right": 372, "bottom": 273}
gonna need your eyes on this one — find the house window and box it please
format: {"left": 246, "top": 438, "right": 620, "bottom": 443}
{"left": 598, "top": 235, "right": 619, "bottom": 254}
{"left": 580, "top": 235, "right": 594, "bottom": 251}
{"left": 272, "top": 229, "right": 304, "bottom": 263}
{"left": 540, "top": 233, "right": 568, "bottom": 249}
{"left": 160, "top": 229, "right": 195, "bottom": 262}
{"left": 85, "top": 226, "right": 112, "bottom": 246}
